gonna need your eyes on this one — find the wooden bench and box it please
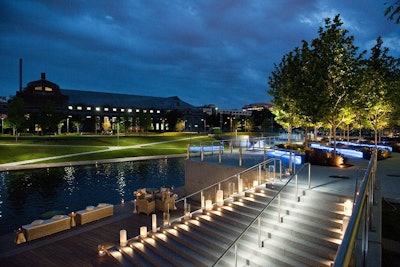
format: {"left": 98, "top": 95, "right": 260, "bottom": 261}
{"left": 22, "top": 215, "right": 71, "bottom": 241}
{"left": 76, "top": 203, "right": 114, "bottom": 225}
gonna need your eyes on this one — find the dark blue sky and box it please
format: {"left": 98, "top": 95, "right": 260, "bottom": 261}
{"left": 1, "top": 1, "right": 399, "bottom": 109}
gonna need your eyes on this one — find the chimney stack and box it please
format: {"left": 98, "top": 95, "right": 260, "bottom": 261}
{"left": 19, "top": 58, "right": 22, "bottom": 92}
{"left": 41, "top": 72, "right": 46, "bottom": 80}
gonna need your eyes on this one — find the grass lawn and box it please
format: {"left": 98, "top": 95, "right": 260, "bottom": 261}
{"left": 0, "top": 133, "right": 215, "bottom": 164}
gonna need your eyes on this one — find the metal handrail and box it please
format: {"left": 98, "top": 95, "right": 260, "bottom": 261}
{"left": 212, "top": 162, "right": 311, "bottom": 266}
{"left": 333, "top": 150, "right": 377, "bottom": 266}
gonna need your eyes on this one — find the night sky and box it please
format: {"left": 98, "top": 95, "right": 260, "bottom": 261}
{"left": 1, "top": 1, "right": 399, "bottom": 109}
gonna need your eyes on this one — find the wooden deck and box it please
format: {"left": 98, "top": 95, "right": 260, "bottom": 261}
{"left": 0, "top": 200, "right": 186, "bottom": 266}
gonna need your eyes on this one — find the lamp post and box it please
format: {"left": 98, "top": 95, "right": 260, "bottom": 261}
{"left": 1, "top": 117, "right": 4, "bottom": 135}
{"left": 117, "top": 122, "right": 119, "bottom": 146}
{"left": 201, "top": 118, "right": 206, "bottom": 132}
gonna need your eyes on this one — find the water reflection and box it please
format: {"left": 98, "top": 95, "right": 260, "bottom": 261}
{"left": 0, "top": 158, "right": 185, "bottom": 235}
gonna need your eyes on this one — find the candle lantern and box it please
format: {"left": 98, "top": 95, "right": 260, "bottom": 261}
{"left": 140, "top": 226, "right": 147, "bottom": 238}
{"left": 216, "top": 190, "right": 224, "bottom": 207}
{"left": 205, "top": 200, "right": 213, "bottom": 211}
{"left": 120, "top": 229, "right": 127, "bottom": 246}
{"left": 152, "top": 214, "right": 157, "bottom": 232}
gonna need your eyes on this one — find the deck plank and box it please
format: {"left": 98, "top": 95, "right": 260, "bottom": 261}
{"left": 0, "top": 201, "right": 184, "bottom": 266}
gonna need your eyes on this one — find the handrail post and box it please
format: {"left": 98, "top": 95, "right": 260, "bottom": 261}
{"left": 278, "top": 194, "right": 281, "bottom": 223}
{"left": 219, "top": 145, "right": 222, "bottom": 164}
{"left": 201, "top": 190, "right": 204, "bottom": 210}
{"left": 295, "top": 174, "right": 298, "bottom": 202}
{"left": 258, "top": 165, "right": 261, "bottom": 185}
{"left": 308, "top": 163, "right": 311, "bottom": 189}
{"left": 258, "top": 217, "right": 261, "bottom": 247}
{"left": 234, "top": 243, "right": 238, "bottom": 267}
{"left": 239, "top": 147, "right": 242, "bottom": 167}
{"left": 279, "top": 159, "right": 282, "bottom": 181}
{"left": 201, "top": 144, "right": 204, "bottom": 161}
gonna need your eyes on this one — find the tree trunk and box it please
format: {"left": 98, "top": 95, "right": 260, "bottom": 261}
{"left": 304, "top": 126, "right": 309, "bottom": 148}
{"left": 287, "top": 125, "right": 292, "bottom": 145}
{"left": 314, "top": 126, "right": 318, "bottom": 141}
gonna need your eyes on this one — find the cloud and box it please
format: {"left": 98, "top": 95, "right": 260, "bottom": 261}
{"left": 0, "top": 0, "right": 398, "bottom": 109}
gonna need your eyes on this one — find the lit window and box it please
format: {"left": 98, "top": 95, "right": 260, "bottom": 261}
{"left": 86, "top": 115, "right": 91, "bottom": 118}
{"left": 157, "top": 110, "right": 160, "bottom": 114}
{"left": 128, "top": 109, "right": 132, "bottom": 113}
{"left": 113, "top": 108, "right": 117, "bottom": 112}
{"left": 96, "top": 107, "right": 101, "bottom": 111}
{"left": 104, "top": 108, "right": 109, "bottom": 111}
{"left": 121, "top": 108, "right": 125, "bottom": 112}
{"left": 34, "top": 86, "right": 42, "bottom": 91}
{"left": 44, "top": 87, "right": 53, "bottom": 92}
{"left": 143, "top": 110, "right": 147, "bottom": 113}
{"left": 150, "top": 110, "right": 154, "bottom": 113}
{"left": 87, "top": 107, "right": 92, "bottom": 111}
{"left": 136, "top": 109, "right": 140, "bottom": 113}
{"left": 77, "top": 106, "right": 82, "bottom": 110}
{"left": 68, "top": 106, "right": 73, "bottom": 110}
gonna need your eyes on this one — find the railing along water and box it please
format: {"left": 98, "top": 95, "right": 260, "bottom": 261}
{"left": 212, "top": 162, "right": 312, "bottom": 266}
{"left": 333, "top": 150, "right": 377, "bottom": 267}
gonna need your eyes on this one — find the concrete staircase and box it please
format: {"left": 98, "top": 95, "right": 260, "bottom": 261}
{"left": 108, "top": 182, "right": 349, "bottom": 266}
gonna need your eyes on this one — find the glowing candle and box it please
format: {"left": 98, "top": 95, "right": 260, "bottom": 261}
{"left": 119, "top": 229, "right": 127, "bottom": 246}
{"left": 216, "top": 190, "right": 224, "bottom": 207}
{"left": 152, "top": 214, "right": 157, "bottom": 232}
{"left": 238, "top": 178, "right": 243, "bottom": 194}
{"left": 140, "top": 226, "right": 147, "bottom": 238}
{"left": 205, "top": 200, "right": 213, "bottom": 211}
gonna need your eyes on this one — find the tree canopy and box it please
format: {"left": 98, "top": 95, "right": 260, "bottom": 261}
{"left": 268, "top": 14, "right": 400, "bottom": 150}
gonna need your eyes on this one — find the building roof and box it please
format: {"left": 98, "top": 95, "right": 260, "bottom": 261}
{"left": 61, "top": 89, "right": 195, "bottom": 110}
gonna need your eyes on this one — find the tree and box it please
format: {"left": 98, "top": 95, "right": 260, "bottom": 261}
{"left": 7, "top": 97, "right": 28, "bottom": 141}
{"left": 385, "top": 1, "right": 400, "bottom": 23}
{"left": 175, "top": 119, "right": 185, "bottom": 132}
{"left": 138, "top": 111, "right": 152, "bottom": 134}
{"left": 356, "top": 37, "right": 399, "bottom": 147}
{"left": 102, "top": 120, "right": 111, "bottom": 133}
{"left": 72, "top": 121, "right": 82, "bottom": 134}
{"left": 243, "top": 118, "right": 254, "bottom": 132}
{"left": 36, "top": 101, "right": 63, "bottom": 135}
{"left": 122, "top": 111, "right": 132, "bottom": 134}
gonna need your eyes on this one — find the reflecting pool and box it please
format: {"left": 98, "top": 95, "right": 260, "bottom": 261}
{"left": 0, "top": 158, "right": 185, "bottom": 235}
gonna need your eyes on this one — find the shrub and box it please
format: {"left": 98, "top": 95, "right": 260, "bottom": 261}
{"left": 305, "top": 148, "right": 347, "bottom": 167}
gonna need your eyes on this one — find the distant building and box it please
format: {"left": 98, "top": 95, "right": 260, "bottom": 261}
{"left": 13, "top": 73, "right": 205, "bottom": 133}
{"left": 242, "top": 102, "right": 273, "bottom": 111}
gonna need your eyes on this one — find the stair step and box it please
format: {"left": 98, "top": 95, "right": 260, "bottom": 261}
{"left": 263, "top": 237, "right": 334, "bottom": 267}
{"left": 150, "top": 232, "right": 211, "bottom": 266}
{"left": 128, "top": 241, "right": 177, "bottom": 267}
{"left": 236, "top": 237, "right": 310, "bottom": 267}
{"left": 162, "top": 227, "right": 224, "bottom": 257}
{"left": 262, "top": 219, "right": 341, "bottom": 249}
{"left": 171, "top": 222, "right": 229, "bottom": 249}
{"left": 281, "top": 215, "right": 343, "bottom": 239}
{"left": 140, "top": 236, "right": 194, "bottom": 267}
{"left": 263, "top": 226, "right": 338, "bottom": 260}
{"left": 192, "top": 213, "right": 244, "bottom": 235}
{"left": 160, "top": 227, "right": 221, "bottom": 259}
{"left": 108, "top": 247, "right": 138, "bottom": 267}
